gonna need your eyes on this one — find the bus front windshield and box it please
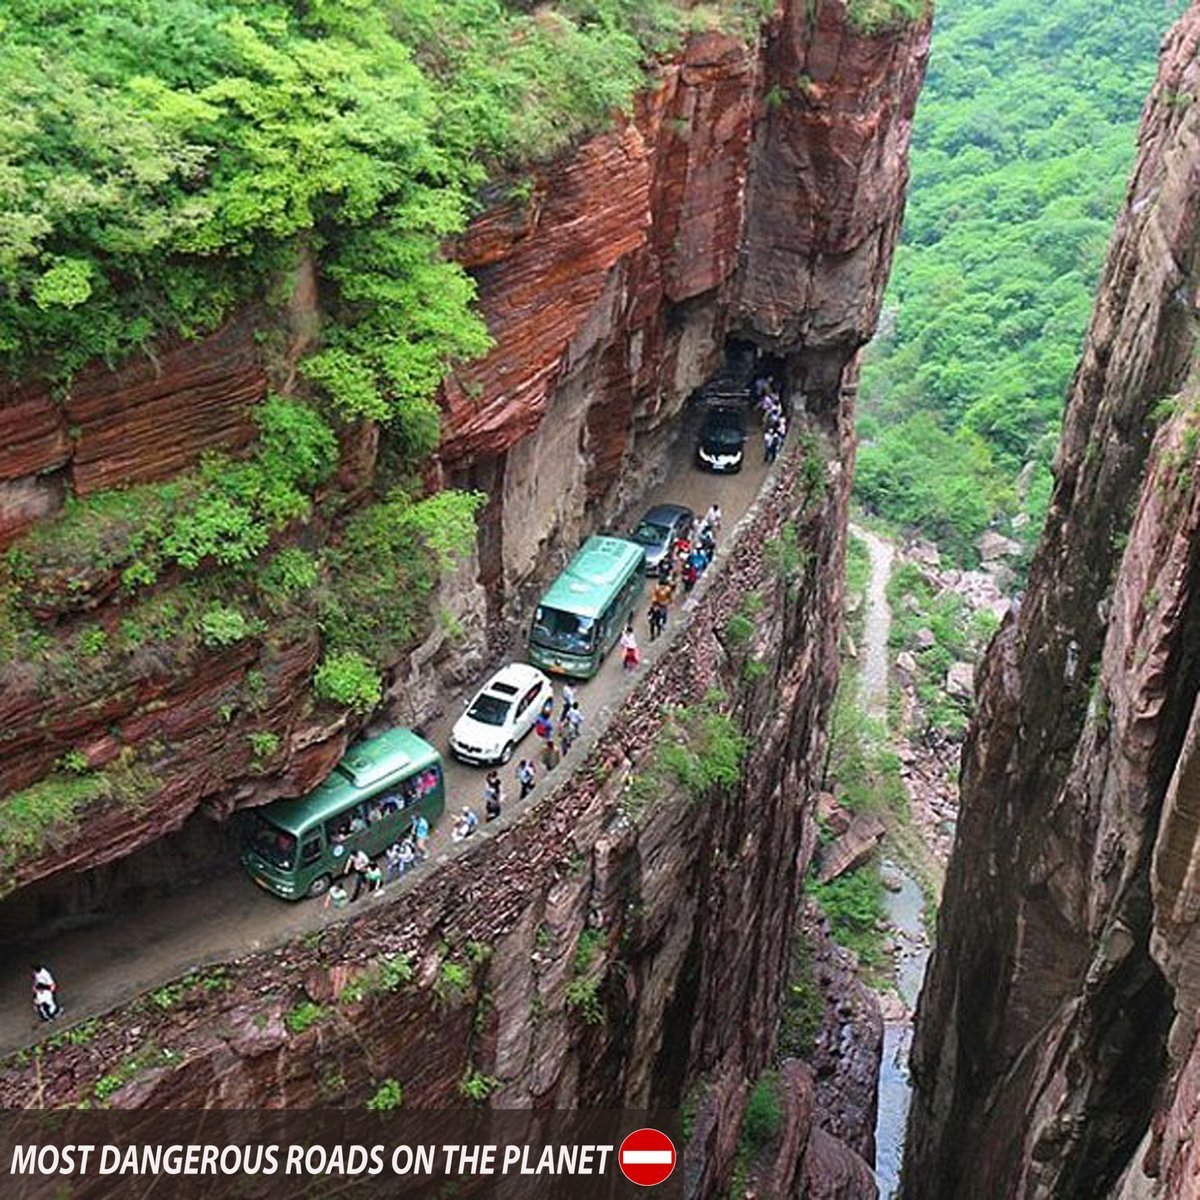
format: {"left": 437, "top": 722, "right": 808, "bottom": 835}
{"left": 532, "top": 606, "right": 596, "bottom": 654}
{"left": 247, "top": 814, "right": 298, "bottom": 870}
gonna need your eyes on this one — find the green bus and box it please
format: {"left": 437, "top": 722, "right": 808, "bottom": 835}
{"left": 528, "top": 535, "right": 646, "bottom": 678}
{"left": 241, "top": 728, "right": 444, "bottom": 900}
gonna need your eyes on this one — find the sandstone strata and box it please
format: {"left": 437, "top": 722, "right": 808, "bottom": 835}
{"left": 0, "top": 318, "right": 266, "bottom": 546}
{"left": 905, "top": 9, "right": 1200, "bottom": 1197}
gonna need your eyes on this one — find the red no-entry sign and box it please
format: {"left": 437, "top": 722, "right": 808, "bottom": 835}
{"left": 618, "top": 1128, "right": 676, "bottom": 1187}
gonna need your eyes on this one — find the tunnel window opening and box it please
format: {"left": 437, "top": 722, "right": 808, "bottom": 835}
{"left": 0, "top": 804, "right": 241, "bottom": 958}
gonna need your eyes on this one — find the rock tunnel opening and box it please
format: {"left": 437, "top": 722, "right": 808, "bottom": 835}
{"left": 0, "top": 803, "right": 240, "bottom": 958}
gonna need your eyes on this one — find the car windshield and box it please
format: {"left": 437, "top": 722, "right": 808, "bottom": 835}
{"left": 247, "top": 814, "right": 297, "bottom": 870}
{"left": 532, "top": 606, "right": 596, "bottom": 653}
{"left": 466, "top": 693, "right": 512, "bottom": 726}
{"left": 632, "top": 521, "right": 670, "bottom": 547}
{"left": 704, "top": 417, "right": 744, "bottom": 447}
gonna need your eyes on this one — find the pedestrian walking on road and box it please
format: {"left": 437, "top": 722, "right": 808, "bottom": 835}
{"left": 560, "top": 682, "right": 577, "bottom": 723}
{"left": 411, "top": 813, "right": 430, "bottom": 859}
{"left": 31, "top": 965, "right": 59, "bottom": 1022}
{"left": 345, "top": 847, "right": 372, "bottom": 902}
{"left": 703, "top": 503, "right": 722, "bottom": 536}
{"left": 534, "top": 708, "right": 554, "bottom": 741}
{"left": 385, "top": 840, "right": 404, "bottom": 884}
{"left": 621, "top": 624, "right": 640, "bottom": 672}
{"left": 485, "top": 770, "right": 504, "bottom": 822}
{"left": 566, "top": 701, "right": 583, "bottom": 743}
{"left": 398, "top": 837, "right": 416, "bottom": 876}
{"left": 649, "top": 601, "right": 668, "bottom": 641}
{"left": 541, "top": 738, "right": 561, "bottom": 772}
{"left": 516, "top": 758, "right": 536, "bottom": 799}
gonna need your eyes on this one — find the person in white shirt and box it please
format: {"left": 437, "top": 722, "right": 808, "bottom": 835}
{"left": 32, "top": 965, "right": 59, "bottom": 1021}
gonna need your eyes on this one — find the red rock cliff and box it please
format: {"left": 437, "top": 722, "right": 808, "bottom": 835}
{"left": 904, "top": 8, "right": 1200, "bottom": 1197}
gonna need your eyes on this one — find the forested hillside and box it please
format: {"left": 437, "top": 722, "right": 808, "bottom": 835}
{"left": 855, "top": 0, "right": 1185, "bottom": 562}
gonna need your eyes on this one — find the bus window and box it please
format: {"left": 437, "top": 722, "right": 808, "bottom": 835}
{"left": 415, "top": 766, "right": 441, "bottom": 797}
{"left": 300, "top": 837, "right": 322, "bottom": 866}
{"left": 532, "top": 607, "right": 596, "bottom": 654}
{"left": 326, "top": 817, "right": 351, "bottom": 855}
{"left": 248, "top": 815, "right": 297, "bottom": 870}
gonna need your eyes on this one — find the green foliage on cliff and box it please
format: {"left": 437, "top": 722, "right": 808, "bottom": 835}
{"left": 810, "top": 866, "right": 887, "bottom": 969}
{"left": 857, "top": 0, "right": 1184, "bottom": 561}
{"left": 3, "top": 396, "right": 336, "bottom": 604}
{"left": 0, "top": 0, "right": 764, "bottom": 442}
{"left": 0, "top": 755, "right": 158, "bottom": 889}
{"left": 847, "top": 0, "right": 930, "bottom": 34}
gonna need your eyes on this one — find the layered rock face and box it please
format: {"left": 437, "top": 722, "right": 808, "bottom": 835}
{"left": 0, "top": 319, "right": 267, "bottom": 547}
{"left": 904, "top": 10, "right": 1200, "bottom": 1198}
{"left": 438, "top": 4, "right": 929, "bottom": 610}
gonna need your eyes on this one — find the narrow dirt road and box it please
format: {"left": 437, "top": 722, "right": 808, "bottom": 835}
{"left": 850, "top": 523, "right": 894, "bottom": 722}
{"left": 0, "top": 415, "right": 776, "bottom": 1055}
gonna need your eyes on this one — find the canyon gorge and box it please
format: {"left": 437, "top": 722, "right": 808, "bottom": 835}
{"left": 3, "top": 1, "right": 1199, "bottom": 1198}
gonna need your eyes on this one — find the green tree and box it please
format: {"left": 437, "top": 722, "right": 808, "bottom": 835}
{"left": 856, "top": 0, "right": 1184, "bottom": 561}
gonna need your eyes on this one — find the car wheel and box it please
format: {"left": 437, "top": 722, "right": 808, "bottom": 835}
{"left": 499, "top": 742, "right": 514, "bottom": 765}
{"left": 307, "top": 874, "right": 331, "bottom": 899}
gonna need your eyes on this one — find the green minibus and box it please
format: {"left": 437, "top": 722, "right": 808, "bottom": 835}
{"left": 528, "top": 535, "right": 646, "bottom": 678}
{"left": 241, "top": 728, "right": 444, "bottom": 900}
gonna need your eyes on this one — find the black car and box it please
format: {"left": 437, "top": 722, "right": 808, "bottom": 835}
{"left": 628, "top": 503, "right": 695, "bottom": 570}
{"left": 696, "top": 406, "right": 747, "bottom": 473}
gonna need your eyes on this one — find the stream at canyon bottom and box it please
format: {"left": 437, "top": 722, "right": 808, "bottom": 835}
{"left": 874, "top": 864, "right": 930, "bottom": 1198}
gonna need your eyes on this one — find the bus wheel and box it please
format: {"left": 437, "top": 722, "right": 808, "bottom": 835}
{"left": 307, "top": 874, "right": 331, "bottom": 899}
{"left": 499, "top": 742, "right": 514, "bottom": 765}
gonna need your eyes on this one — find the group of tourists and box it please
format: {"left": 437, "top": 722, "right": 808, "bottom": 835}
{"left": 647, "top": 502, "right": 722, "bottom": 642}
{"left": 325, "top": 811, "right": 431, "bottom": 908}
{"left": 755, "top": 377, "right": 788, "bottom": 464}
{"left": 530, "top": 685, "right": 586, "bottom": 775}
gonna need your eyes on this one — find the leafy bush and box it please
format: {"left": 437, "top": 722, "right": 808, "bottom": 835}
{"left": 247, "top": 731, "right": 280, "bottom": 761}
{"left": 198, "top": 604, "right": 261, "bottom": 648}
{"left": 434, "top": 960, "right": 471, "bottom": 1006}
{"left": 847, "top": 0, "right": 929, "bottom": 32}
{"left": 778, "top": 934, "right": 824, "bottom": 1059}
{"left": 457, "top": 1070, "right": 500, "bottom": 1103}
{"left": 260, "top": 548, "right": 320, "bottom": 608}
{"left": 574, "top": 928, "right": 605, "bottom": 973}
{"left": 313, "top": 651, "right": 381, "bottom": 713}
{"left": 810, "top": 865, "right": 887, "bottom": 969}
{"left": 741, "top": 1074, "right": 782, "bottom": 1150}
{"left": 366, "top": 1079, "right": 405, "bottom": 1111}
{"left": 56, "top": 749, "right": 90, "bottom": 775}
{"left": 284, "top": 1002, "right": 328, "bottom": 1035}
{"left": 564, "top": 976, "right": 605, "bottom": 1025}
{"left": 320, "top": 490, "right": 483, "bottom": 662}
{"left": 78, "top": 626, "right": 110, "bottom": 657}
{"left": 658, "top": 702, "right": 747, "bottom": 799}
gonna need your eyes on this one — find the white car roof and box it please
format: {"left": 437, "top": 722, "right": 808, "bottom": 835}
{"left": 480, "top": 662, "right": 546, "bottom": 696}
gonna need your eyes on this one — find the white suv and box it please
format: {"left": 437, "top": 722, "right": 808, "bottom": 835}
{"left": 450, "top": 663, "right": 553, "bottom": 765}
